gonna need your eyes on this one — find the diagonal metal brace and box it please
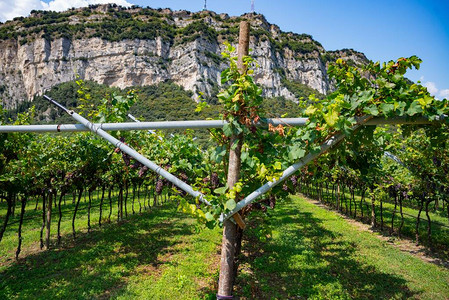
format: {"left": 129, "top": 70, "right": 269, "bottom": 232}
{"left": 221, "top": 115, "right": 373, "bottom": 221}
{"left": 44, "top": 95, "right": 211, "bottom": 206}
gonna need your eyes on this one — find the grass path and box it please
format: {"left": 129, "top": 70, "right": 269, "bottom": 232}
{"left": 1, "top": 195, "right": 448, "bottom": 299}
{"left": 236, "top": 195, "right": 449, "bottom": 299}
{"left": 0, "top": 204, "right": 221, "bottom": 299}
{"left": 308, "top": 196, "right": 449, "bottom": 269}
{"left": 302, "top": 186, "right": 449, "bottom": 251}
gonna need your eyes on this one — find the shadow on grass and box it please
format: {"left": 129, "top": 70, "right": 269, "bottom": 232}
{"left": 0, "top": 204, "right": 194, "bottom": 300}
{"left": 306, "top": 190, "right": 449, "bottom": 253}
{"left": 306, "top": 199, "right": 449, "bottom": 271}
{"left": 236, "top": 199, "right": 415, "bottom": 299}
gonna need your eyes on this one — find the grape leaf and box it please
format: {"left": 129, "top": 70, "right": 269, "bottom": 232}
{"left": 225, "top": 199, "right": 237, "bottom": 210}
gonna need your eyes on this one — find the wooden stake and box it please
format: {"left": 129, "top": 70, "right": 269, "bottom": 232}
{"left": 45, "top": 191, "right": 52, "bottom": 249}
{"left": 232, "top": 212, "right": 246, "bottom": 230}
{"left": 217, "top": 20, "right": 250, "bottom": 299}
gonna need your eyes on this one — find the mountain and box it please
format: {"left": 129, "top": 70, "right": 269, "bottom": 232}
{"left": 0, "top": 4, "right": 368, "bottom": 109}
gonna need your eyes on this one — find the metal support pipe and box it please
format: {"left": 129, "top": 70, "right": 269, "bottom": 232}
{"left": 221, "top": 115, "right": 373, "bottom": 221}
{"left": 0, "top": 124, "right": 87, "bottom": 132}
{"left": 4, "top": 96, "right": 447, "bottom": 223}
{"left": 364, "top": 115, "right": 446, "bottom": 125}
{"left": 384, "top": 151, "right": 406, "bottom": 167}
{"left": 0, "top": 115, "right": 444, "bottom": 133}
{"left": 0, "top": 118, "right": 305, "bottom": 133}
{"left": 43, "top": 95, "right": 210, "bottom": 206}
{"left": 128, "top": 114, "right": 163, "bottom": 141}
{"left": 127, "top": 114, "right": 158, "bottom": 136}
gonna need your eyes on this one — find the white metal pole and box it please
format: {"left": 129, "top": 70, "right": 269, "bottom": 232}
{"left": 221, "top": 115, "right": 373, "bottom": 221}
{"left": 0, "top": 116, "right": 444, "bottom": 133}
{"left": 127, "top": 113, "right": 163, "bottom": 141}
{"left": 127, "top": 114, "right": 158, "bottom": 136}
{"left": 44, "top": 95, "right": 210, "bottom": 206}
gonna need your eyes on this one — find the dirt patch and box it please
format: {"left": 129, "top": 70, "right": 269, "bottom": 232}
{"left": 134, "top": 263, "right": 163, "bottom": 277}
{"left": 304, "top": 197, "right": 449, "bottom": 269}
{"left": 98, "top": 280, "right": 129, "bottom": 300}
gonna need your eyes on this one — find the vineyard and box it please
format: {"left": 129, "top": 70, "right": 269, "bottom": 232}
{"left": 1, "top": 21, "right": 449, "bottom": 299}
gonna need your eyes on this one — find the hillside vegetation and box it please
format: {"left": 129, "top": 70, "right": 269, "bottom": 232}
{"left": 5, "top": 80, "right": 306, "bottom": 124}
{"left": 0, "top": 5, "right": 322, "bottom": 54}
{"left": 0, "top": 4, "right": 367, "bottom": 64}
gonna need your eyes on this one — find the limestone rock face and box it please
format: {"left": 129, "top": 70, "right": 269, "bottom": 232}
{"left": 0, "top": 7, "right": 368, "bottom": 109}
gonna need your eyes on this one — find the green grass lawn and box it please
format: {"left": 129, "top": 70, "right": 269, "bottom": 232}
{"left": 1, "top": 194, "right": 448, "bottom": 299}
{"left": 0, "top": 189, "right": 167, "bottom": 265}
{"left": 302, "top": 186, "right": 449, "bottom": 252}
{"left": 0, "top": 202, "right": 221, "bottom": 299}
{"left": 237, "top": 195, "right": 449, "bottom": 299}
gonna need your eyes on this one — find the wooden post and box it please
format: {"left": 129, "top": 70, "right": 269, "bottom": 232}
{"left": 45, "top": 190, "right": 53, "bottom": 249}
{"left": 370, "top": 190, "right": 376, "bottom": 228}
{"left": 217, "top": 20, "right": 250, "bottom": 299}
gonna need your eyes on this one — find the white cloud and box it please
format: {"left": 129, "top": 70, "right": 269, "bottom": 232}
{"left": 422, "top": 81, "right": 449, "bottom": 100}
{"left": 424, "top": 81, "right": 439, "bottom": 95}
{"left": 0, "top": 0, "right": 133, "bottom": 22}
{"left": 0, "top": 0, "right": 43, "bottom": 22}
{"left": 439, "top": 89, "right": 449, "bottom": 99}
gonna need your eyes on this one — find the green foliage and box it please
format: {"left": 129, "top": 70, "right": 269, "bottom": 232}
{"left": 0, "top": 25, "right": 18, "bottom": 40}
{"left": 272, "top": 32, "right": 322, "bottom": 55}
{"left": 175, "top": 20, "right": 218, "bottom": 45}
{"left": 320, "top": 52, "right": 334, "bottom": 65}
{"left": 218, "top": 42, "right": 263, "bottom": 130}
{"left": 295, "top": 56, "right": 449, "bottom": 164}
{"left": 0, "top": 5, "right": 175, "bottom": 43}
{"left": 96, "top": 90, "right": 138, "bottom": 123}
{"left": 281, "top": 78, "right": 324, "bottom": 100}
{"left": 0, "top": 107, "right": 35, "bottom": 193}
{"left": 183, "top": 42, "right": 294, "bottom": 226}
{"left": 282, "top": 55, "right": 449, "bottom": 254}
{"left": 281, "top": 40, "right": 319, "bottom": 54}
{"left": 8, "top": 78, "right": 305, "bottom": 127}
{"left": 128, "top": 82, "right": 220, "bottom": 122}
{"left": 87, "top": 17, "right": 175, "bottom": 43}
{"left": 260, "top": 97, "right": 302, "bottom": 118}
{"left": 29, "top": 80, "right": 119, "bottom": 124}
{"left": 250, "top": 27, "right": 270, "bottom": 40}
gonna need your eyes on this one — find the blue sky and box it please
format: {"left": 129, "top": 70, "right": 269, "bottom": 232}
{"left": 2, "top": 0, "right": 448, "bottom": 98}
{"left": 135, "top": 0, "right": 449, "bottom": 98}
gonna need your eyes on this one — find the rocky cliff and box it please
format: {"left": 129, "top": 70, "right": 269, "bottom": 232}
{"left": 0, "top": 5, "right": 368, "bottom": 109}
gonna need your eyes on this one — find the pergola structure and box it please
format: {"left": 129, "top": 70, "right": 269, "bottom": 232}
{"left": 0, "top": 96, "right": 443, "bottom": 223}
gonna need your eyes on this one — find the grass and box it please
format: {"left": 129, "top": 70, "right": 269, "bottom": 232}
{"left": 1, "top": 194, "right": 448, "bottom": 299}
{"left": 302, "top": 186, "right": 449, "bottom": 252}
{"left": 0, "top": 189, "right": 168, "bottom": 265}
{"left": 0, "top": 200, "right": 221, "bottom": 299}
{"left": 236, "top": 195, "right": 449, "bottom": 299}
